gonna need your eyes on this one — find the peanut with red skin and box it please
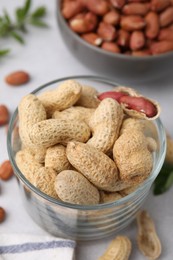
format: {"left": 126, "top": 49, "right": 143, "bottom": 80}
{"left": 119, "top": 95, "right": 158, "bottom": 118}
{"left": 150, "top": 40, "right": 173, "bottom": 54}
{"left": 151, "top": 0, "right": 170, "bottom": 12}
{"left": 110, "top": 0, "right": 126, "bottom": 9}
{"left": 123, "top": 3, "right": 150, "bottom": 16}
{"left": 132, "top": 49, "right": 151, "bottom": 56}
{"left": 97, "top": 22, "right": 117, "bottom": 42}
{"left": 82, "top": 33, "right": 102, "bottom": 46}
{"left": 159, "top": 7, "right": 173, "bottom": 27}
{"left": 61, "top": 1, "right": 84, "bottom": 19}
{"left": 103, "top": 10, "right": 120, "bottom": 26}
{"left": 0, "top": 160, "right": 13, "bottom": 181}
{"left": 0, "top": 207, "right": 6, "bottom": 223}
{"left": 158, "top": 28, "right": 173, "bottom": 41}
{"left": 120, "top": 15, "right": 146, "bottom": 31}
{"left": 117, "top": 29, "right": 130, "bottom": 47}
{"left": 98, "top": 91, "right": 128, "bottom": 102}
{"left": 130, "top": 31, "right": 145, "bottom": 51}
{"left": 145, "top": 12, "right": 160, "bottom": 39}
{"left": 0, "top": 105, "right": 9, "bottom": 126}
{"left": 101, "top": 42, "right": 120, "bottom": 53}
{"left": 85, "top": 0, "right": 109, "bottom": 15}
{"left": 69, "top": 12, "right": 98, "bottom": 33}
{"left": 5, "top": 70, "right": 30, "bottom": 86}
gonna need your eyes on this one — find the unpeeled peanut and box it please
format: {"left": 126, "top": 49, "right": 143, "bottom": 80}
{"left": 33, "top": 167, "right": 59, "bottom": 199}
{"left": 75, "top": 85, "right": 100, "bottom": 108}
{"left": 66, "top": 141, "right": 119, "bottom": 191}
{"left": 55, "top": 170, "right": 100, "bottom": 205}
{"left": 28, "top": 119, "right": 91, "bottom": 148}
{"left": 39, "top": 80, "right": 82, "bottom": 115}
{"left": 18, "top": 94, "right": 47, "bottom": 150}
{"left": 113, "top": 130, "right": 153, "bottom": 182}
{"left": 15, "top": 149, "right": 43, "bottom": 182}
{"left": 100, "top": 191, "right": 122, "bottom": 203}
{"left": 45, "top": 144, "right": 71, "bottom": 173}
{"left": 87, "top": 98, "right": 124, "bottom": 153}
{"left": 52, "top": 106, "right": 95, "bottom": 126}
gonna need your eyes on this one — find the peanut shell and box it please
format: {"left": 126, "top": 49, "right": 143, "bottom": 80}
{"left": 55, "top": 170, "right": 100, "bottom": 205}
{"left": 28, "top": 119, "right": 91, "bottom": 148}
{"left": 38, "top": 80, "right": 82, "bottom": 116}
{"left": 45, "top": 144, "right": 71, "bottom": 173}
{"left": 66, "top": 141, "right": 119, "bottom": 191}
{"left": 87, "top": 98, "right": 124, "bottom": 153}
{"left": 137, "top": 210, "right": 162, "bottom": 260}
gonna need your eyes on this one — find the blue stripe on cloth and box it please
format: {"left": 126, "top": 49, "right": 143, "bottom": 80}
{"left": 0, "top": 240, "right": 76, "bottom": 254}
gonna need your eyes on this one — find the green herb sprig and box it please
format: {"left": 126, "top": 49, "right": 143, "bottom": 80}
{"left": 0, "top": 0, "right": 48, "bottom": 56}
{"left": 154, "top": 162, "right": 173, "bottom": 195}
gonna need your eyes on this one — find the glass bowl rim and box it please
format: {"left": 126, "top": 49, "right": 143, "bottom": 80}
{"left": 57, "top": 0, "right": 173, "bottom": 61}
{"left": 7, "top": 75, "right": 166, "bottom": 211}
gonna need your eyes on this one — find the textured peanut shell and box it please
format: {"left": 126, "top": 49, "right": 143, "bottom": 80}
{"left": 113, "top": 130, "right": 153, "bottom": 181}
{"left": 15, "top": 149, "right": 43, "bottom": 183}
{"left": 28, "top": 119, "right": 91, "bottom": 148}
{"left": 18, "top": 94, "right": 47, "bottom": 150}
{"left": 45, "top": 144, "right": 71, "bottom": 173}
{"left": 38, "top": 80, "right": 82, "bottom": 115}
{"left": 100, "top": 191, "right": 122, "bottom": 203}
{"left": 55, "top": 170, "right": 100, "bottom": 205}
{"left": 98, "top": 236, "right": 132, "bottom": 260}
{"left": 120, "top": 118, "right": 146, "bottom": 135}
{"left": 113, "top": 86, "right": 160, "bottom": 120}
{"left": 66, "top": 141, "right": 118, "bottom": 191}
{"left": 137, "top": 210, "right": 162, "bottom": 260}
{"left": 120, "top": 183, "right": 140, "bottom": 196}
{"left": 75, "top": 85, "right": 100, "bottom": 108}
{"left": 33, "top": 167, "right": 59, "bottom": 199}
{"left": 87, "top": 98, "right": 124, "bottom": 153}
{"left": 165, "top": 133, "right": 173, "bottom": 164}
{"left": 52, "top": 106, "right": 95, "bottom": 126}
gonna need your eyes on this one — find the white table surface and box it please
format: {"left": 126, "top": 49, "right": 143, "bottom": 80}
{"left": 0, "top": 1, "right": 173, "bottom": 259}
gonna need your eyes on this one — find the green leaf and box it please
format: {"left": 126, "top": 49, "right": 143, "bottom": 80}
{"left": 23, "top": 0, "right": 31, "bottom": 16}
{"left": 3, "top": 9, "right": 11, "bottom": 25}
{"left": 10, "top": 31, "right": 24, "bottom": 44}
{"left": 29, "top": 19, "right": 48, "bottom": 28}
{"left": 0, "top": 49, "right": 10, "bottom": 56}
{"left": 154, "top": 163, "right": 173, "bottom": 195}
{"left": 15, "top": 8, "right": 26, "bottom": 24}
{"left": 31, "top": 6, "right": 46, "bottom": 18}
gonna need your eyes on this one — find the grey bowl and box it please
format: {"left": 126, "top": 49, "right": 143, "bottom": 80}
{"left": 57, "top": 0, "right": 173, "bottom": 83}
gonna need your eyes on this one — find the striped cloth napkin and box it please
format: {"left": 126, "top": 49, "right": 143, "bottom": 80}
{"left": 0, "top": 234, "right": 76, "bottom": 260}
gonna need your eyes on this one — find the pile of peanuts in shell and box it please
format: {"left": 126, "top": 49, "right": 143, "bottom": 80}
{"left": 61, "top": 0, "right": 173, "bottom": 56}
{"left": 15, "top": 79, "right": 160, "bottom": 205}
